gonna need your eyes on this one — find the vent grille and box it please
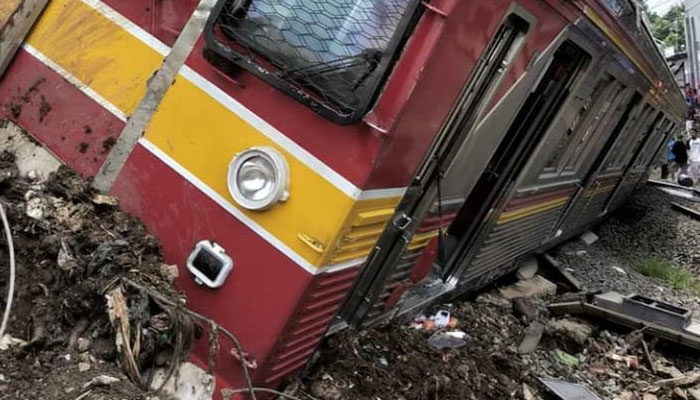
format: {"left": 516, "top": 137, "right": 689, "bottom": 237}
{"left": 461, "top": 188, "right": 574, "bottom": 283}
{"left": 262, "top": 267, "right": 359, "bottom": 385}
{"left": 327, "top": 204, "right": 397, "bottom": 264}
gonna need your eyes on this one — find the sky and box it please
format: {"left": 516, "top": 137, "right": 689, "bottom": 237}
{"left": 648, "top": 0, "right": 682, "bottom": 15}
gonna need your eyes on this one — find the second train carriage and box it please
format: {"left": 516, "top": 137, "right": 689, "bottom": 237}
{"left": 0, "top": 0, "right": 685, "bottom": 395}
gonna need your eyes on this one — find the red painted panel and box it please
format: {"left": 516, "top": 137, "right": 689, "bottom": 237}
{"left": 101, "top": 0, "right": 198, "bottom": 47}
{"left": 0, "top": 50, "right": 125, "bottom": 177}
{"left": 185, "top": 37, "right": 382, "bottom": 188}
{"left": 365, "top": 0, "right": 572, "bottom": 189}
{"left": 110, "top": 144, "right": 316, "bottom": 388}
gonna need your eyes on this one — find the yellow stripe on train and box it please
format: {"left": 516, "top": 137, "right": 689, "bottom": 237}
{"left": 25, "top": 0, "right": 163, "bottom": 115}
{"left": 143, "top": 77, "right": 400, "bottom": 268}
{"left": 497, "top": 196, "right": 570, "bottom": 225}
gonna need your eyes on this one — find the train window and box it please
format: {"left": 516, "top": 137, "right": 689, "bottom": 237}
{"left": 618, "top": 110, "right": 663, "bottom": 168}
{"left": 635, "top": 118, "right": 670, "bottom": 169}
{"left": 606, "top": 103, "right": 654, "bottom": 170}
{"left": 542, "top": 75, "right": 616, "bottom": 174}
{"left": 562, "top": 80, "right": 628, "bottom": 172}
{"left": 204, "top": 0, "right": 423, "bottom": 124}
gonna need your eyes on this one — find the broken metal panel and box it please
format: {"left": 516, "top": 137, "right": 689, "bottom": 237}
{"left": 540, "top": 378, "right": 603, "bottom": 400}
{"left": 549, "top": 292, "right": 700, "bottom": 350}
{"left": 0, "top": 0, "right": 49, "bottom": 77}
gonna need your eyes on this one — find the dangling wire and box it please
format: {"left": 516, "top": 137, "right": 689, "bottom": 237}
{"left": 0, "top": 201, "right": 15, "bottom": 340}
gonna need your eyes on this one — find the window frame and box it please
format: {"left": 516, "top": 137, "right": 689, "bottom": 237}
{"left": 203, "top": 0, "right": 424, "bottom": 124}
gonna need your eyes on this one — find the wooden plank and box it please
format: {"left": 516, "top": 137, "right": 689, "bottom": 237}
{"left": 0, "top": 0, "right": 49, "bottom": 77}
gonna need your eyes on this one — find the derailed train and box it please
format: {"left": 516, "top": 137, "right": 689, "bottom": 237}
{"left": 0, "top": 0, "right": 685, "bottom": 395}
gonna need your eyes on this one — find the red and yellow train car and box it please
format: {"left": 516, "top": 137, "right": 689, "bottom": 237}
{"left": 0, "top": 0, "right": 685, "bottom": 396}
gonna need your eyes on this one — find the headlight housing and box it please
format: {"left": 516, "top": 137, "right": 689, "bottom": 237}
{"left": 227, "top": 147, "right": 290, "bottom": 210}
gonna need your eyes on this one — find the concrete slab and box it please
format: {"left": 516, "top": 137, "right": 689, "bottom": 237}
{"left": 580, "top": 231, "right": 599, "bottom": 246}
{"left": 0, "top": 0, "right": 49, "bottom": 77}
{"left": 0, "top": 121, "right": 61, "bottom": 179}
{"left": 499, "top": 275, "right": 557, "bottom": 300}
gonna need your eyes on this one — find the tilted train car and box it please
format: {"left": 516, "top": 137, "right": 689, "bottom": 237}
{"left": 0, "top": 0, "right": 685, "bottom": 396}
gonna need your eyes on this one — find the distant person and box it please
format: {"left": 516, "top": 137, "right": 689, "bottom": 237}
{"left": 662, "top": 137, "right": 676, "bottom": 180}
{"left": 673, "top": 134, "right": 690, "bottom": 184}
{"left": 690, "top": 131, "right": 700, "bottom": 182}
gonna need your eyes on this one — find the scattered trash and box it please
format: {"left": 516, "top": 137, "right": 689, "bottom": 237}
{"left": 540, "top": 378, "right": 603, "bottom": 400}
{"left": 518, "top": 321, "right": 545, "bottom": 354}
{"left": 434, "top": 310, "right": 451, "bottom": 328}
{"left": 555, "top": 349, "right": 580, "bottom": 367}
{"left": 427, "top": 331, "right": 469, "bottom": 350}
{"left": 499, "top": 275, "right": 557, "bottom": 300}
{"left": 411, "top": 310, "right": 458, "bottom": 330}
{"left": 82, "top": 375, "right": 120, "bottom": 390}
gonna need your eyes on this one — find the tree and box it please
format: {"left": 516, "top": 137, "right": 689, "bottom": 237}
{"left": 640, "top": 0, "right": 686, "bottom": 52}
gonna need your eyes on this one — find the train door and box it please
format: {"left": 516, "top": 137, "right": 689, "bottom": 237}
{"left": 552, "top": 91, "right": 643, "bottom": 236}
{"left": 437, "top": 40, "right": 591, "bottom": 289}
{"left": 601, "top": 111, "right": 664, "bottom": 213}
{"left": 335, "top": 11, "right": 533, "bottom": 328}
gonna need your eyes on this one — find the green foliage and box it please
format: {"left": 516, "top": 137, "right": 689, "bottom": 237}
{"left": 629, "top": 256, "right": 700, "bottom": 296}
{"left": 641, "top": 1, "right": 686, "bottom": 53}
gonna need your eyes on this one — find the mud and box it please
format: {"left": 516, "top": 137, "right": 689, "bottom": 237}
{"left": 0, "top": 152, "right": 188, "bottom": 399}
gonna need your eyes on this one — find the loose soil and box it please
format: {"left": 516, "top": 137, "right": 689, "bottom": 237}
{"left": 298, "top": 186, "right": 700, "bottom": 400}
{"left": 0, "top": 152, "right": 189, "bottom": 400}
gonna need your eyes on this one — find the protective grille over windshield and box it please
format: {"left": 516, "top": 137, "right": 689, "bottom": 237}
{"left": 205, "top": 0, "right": 419, "bottom": 124}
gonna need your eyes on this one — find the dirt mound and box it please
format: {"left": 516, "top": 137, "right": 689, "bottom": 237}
{"left": 0, "top": 152, "right": 193, "bottom": 399}
{"left": 298, "top": 185, "right": 700, "bottom": 400}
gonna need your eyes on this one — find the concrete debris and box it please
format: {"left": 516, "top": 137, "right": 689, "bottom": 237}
{"left": 499, "top": 275, "right": 557, "bottom": 300}
{"left": 78, "top": 362, "right": 90, "bottom": 372}
{"left": 674, "top": 387, "right": 688, "bottom": 399}
{"left": 512, "top": 297, "right": 538, "bottom": 323}
{"left": 523, "top": 383, "right": 536, "bottom": 400}
{"left": 547, "top": 318, "right": 593, "bottom": 351}
{"left": 518, "top": 321, "right": 545, "bottom": 354}
{"left": 580, "top": 231, "right": 599, "bottom": 246}
{"left": 160, "top": 264, "right": 180, "bottom": 284}
{"left": 76, "top": 338, "right": 91, "bottom": 353}
{"left": 92, "top": 194, "right": 119, "bottom": 206}
{"left": 516, "top": 257, "right": 539, "bottom": 281}
{"left": 0, "top": 334, "right": 26, "bottom": 350}
{"left": 688, "top": 388, "right": 700, "bottom": 400}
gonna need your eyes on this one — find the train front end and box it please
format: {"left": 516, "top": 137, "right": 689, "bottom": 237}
{"left": 0, "top": 0, "right": 461, "bottom": 393}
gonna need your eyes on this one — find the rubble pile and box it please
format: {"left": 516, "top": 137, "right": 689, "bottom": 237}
{"left": 299, "top": 186, "right": 700, "bottom": 400}
{"left": 0, "top": 152, "right": 193, "bottom": 400}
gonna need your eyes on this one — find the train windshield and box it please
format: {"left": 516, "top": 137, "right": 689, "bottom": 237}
{"left": 210, "top": 0, "right": 419, "bottom": 122}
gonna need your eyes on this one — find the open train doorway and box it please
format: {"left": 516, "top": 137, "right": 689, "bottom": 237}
{"left": 439, "top": 40, "right": 591, "bottom": 288}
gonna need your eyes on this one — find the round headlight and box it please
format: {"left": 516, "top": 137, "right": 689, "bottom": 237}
{"left": 227, "top": 147, "right": 289, "bottom": 210}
